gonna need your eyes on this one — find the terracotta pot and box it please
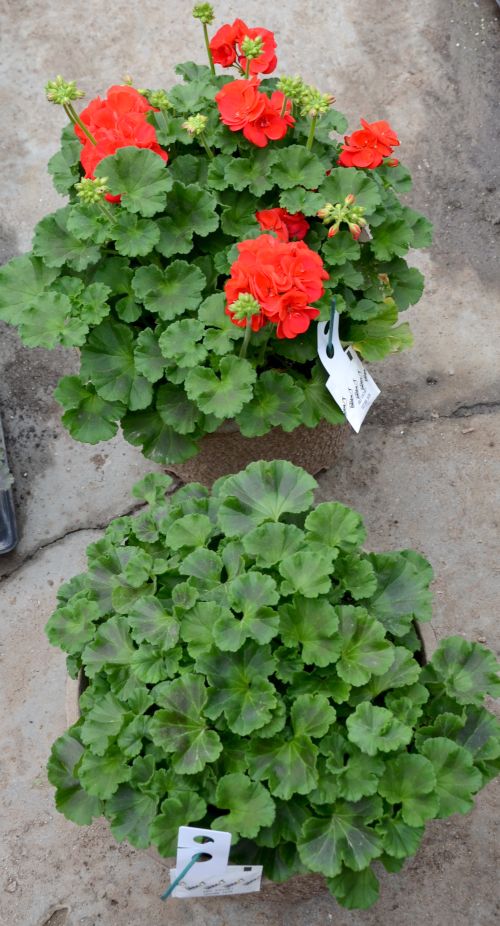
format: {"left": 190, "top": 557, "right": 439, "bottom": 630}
{"left": 165, "top": 420, "right": 349, "bottom": 487}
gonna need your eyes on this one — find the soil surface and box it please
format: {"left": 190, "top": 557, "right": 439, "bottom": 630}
{"left": 0, "top": 1, "right": 499, "bottom": 925}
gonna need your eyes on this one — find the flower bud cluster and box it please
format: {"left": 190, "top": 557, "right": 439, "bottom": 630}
{"left": 192, "top": 3, "right": 215, "bottom": 24}
{"left": 277, "top": 76, "right": 335, "bottom": 118}
{"left": 145, "top": 89, "right": 173, "bottom": 111}
{"left": 182, "top": 114, "right": 208, "bottom": 136}
{"left": 45, "top": 76, "right": 85, "bottom": 106}
{"left": 240, "top": 35, "right": 264, "bottom": 61}
{"left": 317, "top": 194, "right": 367, "bottom": 241}
{"left": 230, "top": 292, "right": 262, "bottom": 321}
{"left": 75, "top": 177, "right": 110, "bottom": 204}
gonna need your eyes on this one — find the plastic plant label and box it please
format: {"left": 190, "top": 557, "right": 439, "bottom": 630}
{"left": 317, "top": 314, "right": 380, "bottom": 433}
{"left": 169, "top": 826, "right": 263, "bottom": 898}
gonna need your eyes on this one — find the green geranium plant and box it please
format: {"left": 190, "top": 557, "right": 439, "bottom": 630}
{"left": 0, "top": 6, "right": 432, "bottom": 465}
{"left": 46, "top": 461, "right": 500, "bottom": 909}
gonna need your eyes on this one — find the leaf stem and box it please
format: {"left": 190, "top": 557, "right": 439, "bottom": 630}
{"left": 306, "top": 114, "right": 318, "bottom": 151}
{"left": 239, "top": 322, "right": 253, "bottom": 358}
{"left": 203, "top": 23, "right": 216, "bottom": 76}
{"left": 64, "top": 103, "right": 97, "bottom": 146}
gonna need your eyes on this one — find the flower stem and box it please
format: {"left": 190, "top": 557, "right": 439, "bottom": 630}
{"left": 203, "top": 23, "right": 216, "bottom": 76}
{"left": 64, "top": 103, "right": 97, "bottom": 146}
{"left": 200, "top": 133, "right": 214, "bottom": 159}
{"left": 239, "top": 322, "right": 253, "bottom": 358}
{"left": 245, "top": 61, "right": 251, "bottom": 79}
{"left": 280, "top": 96, "right": 288, "bottom": 117}
{"left": 98, "top": 202, "right": 115, "bottom": 222}
{"left": 306, "top": 114, "right": 318, "bottom": 151}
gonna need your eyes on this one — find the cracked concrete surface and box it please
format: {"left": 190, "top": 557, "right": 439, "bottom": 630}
{"left": 0, "top": 0, "right": 499, "bottom": 924}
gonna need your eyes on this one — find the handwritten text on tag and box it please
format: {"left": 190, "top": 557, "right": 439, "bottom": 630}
{"left": 169, "top": 826, "right": 262, "bottom": 898}
{"left": 317, "top": 316, "right": 380, "bottom": 433}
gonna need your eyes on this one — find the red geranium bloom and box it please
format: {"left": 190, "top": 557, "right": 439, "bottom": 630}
{"left": 339, "top": 119, "right": 399, "bottom": 169}
{"left": 256, "top": 207, "right": 309, "bottom": 242}
{"left": 210, "top": 19, "right": 277, "bottom": 75}
{"left": 225, "top": 235, "right": 328, "bottom": 339}
{"left": 216, "top": 81, "right": 293, "bottom": 147}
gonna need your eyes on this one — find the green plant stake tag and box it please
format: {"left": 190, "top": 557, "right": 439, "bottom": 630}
{"left": 317, "top": 309, "right": 380, "bottom": 432}
{"left": 167, "top": 826, "right": 262, "bottom": 898}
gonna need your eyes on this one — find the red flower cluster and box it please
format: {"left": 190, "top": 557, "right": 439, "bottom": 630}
{"left": 225, "top": 234, "right": 328, "bottom": 339}
{"left": 339, "top": 119, "right": 399, "bottom": 169}
{"left": 209, "top": 19, "right": 277, "bottom": 74}
{"left": 75, "top": 85, "right": 168, "bottom": 193}
{"left": 256, "top": 207, "right": 310, "bottom": 242}
{"left": 215, "top": 78, "right": 293, "bottom": 147}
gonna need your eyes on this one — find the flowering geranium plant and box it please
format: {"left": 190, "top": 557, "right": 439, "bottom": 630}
{"left": 0, "top": 5, "right": 432, "bottom": 465}
{"left": 46, "top": 461, "right": 500, "bottom": 909}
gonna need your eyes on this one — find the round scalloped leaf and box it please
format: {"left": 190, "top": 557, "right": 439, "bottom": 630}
{"left": 185, "top": 355, "right": 256, "bottom": 419}
{"left": 80, "top": 691, "right": 128, "bottom": 755}
{"left": 279, "top": 595, "right": 340, "bottom": 667}
{"left": 335, "top": 554, "right": 377, "bottom": 600}
{"left": 215, "top": 460, "right": 317, "bottom": 537}
{"left": 279, "top": 550, "right": 335, "bottom": 598}
{"left": 377, "top": 753, "right": 439, "bottom": 826}
{"left": 318, "top": 168, "right": 382, "bottom": 214}
{"left": 375, "top": 813, "right": 424, "bottom": 859}
{"left": 77, "top": 747, "right": 132, "bottom": 800}
{"left": 156, "top": 383, "right": 202, "bottom": 435}
{"left": 127, "top": 596, "right": 180, "bottom": 650}
{"left": 105, "top": 785, "right": 158, "bottom": 848}
{"left": 165, "top": 513, "right": 213, "bottom": 550}
{"left": 213, "top": 606, "right": 280, "bottom": 652}
{"left": 109, "top": 211, "right": 160, "bottom": 257}
{"left": 305, "top": 501, "right": 366, "bottom": 552}
{"left": 199, "top": 642, "right": 277, "bottom": 735}
{"left": 82, "top": 615, "right": 136, "bottom": 679}
{"left": 47, "top": 731, "right": 102, "bottom": 825}
{"left": 80, "top": 319, "right": 152, "bottom": 409}
{"left": 236, "top": 370, "right": 305, "bottom": 438}
{"left": 213, "top": 773, "right": 276, "bottom": 839}
{"left": 96, "top": 147, "right": 172, "bottom": 216}
{"left": 45, "top": 597, "right": 100, "bottom": 655}
{"left": 242, "top": 522, "right": 305, "bottom": 568}
{"left": 335, "top": 606, "right": 395, "bottom": 687}
{"left": 55, "top": 377, "right": 125, "bottom": 444}
{"left": 132, "top": 261, "right": 206, "bottom": 319}
{"left": 227, "top": 571, "right": 279, "bottom": 615}
{"left": 346, "top": 703, "right": 412, "bottom": 757}
{"left": 422, "top": 636, "right": 500, "bottom": 706}
{"left": 298, "top": 799, "right": 383, "bottom": 877}
{"left": 33, "top": 207, "right": 101, "bottom": 269}
{"left": 150, "top": 791, "right": 207, "bottom": 856}
{"left": 149, "top": 673, "right": 222, "bottom": 774}
{"left": 327, "top": 865, "right": 380, "bottom": 911}
{"left": 418, "top": 737, "right": 482, "bottom": 817}
{"left": 271, "top": 146, "right": 325, "bottom": 191}
{"left": 156, "top": 181, "right": 219, "bottom": 256}
{"left": 336, "top": 749, "right": 385, "bottom": 802}
{"left": 291, "top": 694, "right": 336, "bottom": 739}
{"left": 0, "top": 255, "right": 59, "bottom": 324}
{"left": 366, "top": 551, "right": 433, "bottom": 635}
{"left": 122, "top": 407, "right": 199, "bottom": 464}
{"left": 134, "top": 328, "right": 166, "bottom": 383}
{"left": 159, "top": 318, "right": 207, "bottom": 368}
{"left": 225, "top": 149, "right": 279, "bottom": 196}
{"left": 248, "top": 734, "right": 319, "bottom": 800}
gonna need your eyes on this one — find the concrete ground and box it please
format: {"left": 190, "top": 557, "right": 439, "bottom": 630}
{"left": 1, "top": 0, "right": 499, "bottom": 924}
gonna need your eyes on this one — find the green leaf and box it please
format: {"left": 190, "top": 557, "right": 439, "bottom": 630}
{"left": 455, "top": 706, "right": 500, "bottom": 761}
{"left": 179, "top": 548, "right": 222, "bottom": 588}
{"left": 361, "top": 646, "right": 421, "bottom": 698}
{"left": 149, "top": 674, "right": 222, "bottom": 773}
{"left": 117, "top": 715, "right": 151, "bottom": 758}
{"left": 279, "top": 188, "right": 324, "bottom": 216}
{"left": 298, "top": 799, "right": 382, "bottom": 877}
{"left": 418, "top": 737, "right": 482, "bottom": 817}
{"left": 371, "top": 219, "right": 412, "bottom": 260}
{"left": 299, "top": 364, "right": 345, "bottom": 427}
{"left": 376, "top": 813, "right": 424, "bottom": 859}
{"left": 80, "top": 691, "right": 127, "bottom": 755}
{"left": 131, "top": 644, "right": 179, "bottom": 683}
{"left": 272, "top": 146, "right": 325, "bottom": 191}
{"left": 0, "top": 255, "right": 59, "bottom": 324}
{"left": 367, "top": 551, "right": 433, "bottom": 635}
{"left": 401, "top": 207, "right": 434, "bottom": 248}
{"left": 376, "top": 162, "right": 412, "bottom": 192}
{"left": 227, "top": 571, "right": 279, "bottom": 615}
{"left": 335, "top": 606, "right": 395, "bottom": 686}
{"left": 55, "top": 377, "right": 124, "bottom": 443}
{"left": 376, "top": 258, "right": 424, "bottom": 310}
{"left": 279, "top": 550, "right": 335, "bottom": 598}
{"left": 213, "top": 773, "right": 275, "bottom": 839}
{"left": 165, "top": 513, "right": 213, "bottom": 550}
{"left": 225, "top": 149, "right": 279, "bottom": 196}
{"left": 156, "top": 181, "right": 219, "bottom": 256}
{"left": 335, "top": 554, "right": 377, "bottom": 600}
{"left": 199, "top": 642, "right": 277, "bottom": 735}
{"left": 150, "top": 791, "right": 207, "bottom": 856}
{"left": 422, "top": 637, "right": 500, "bottom": 705}
{"left": 213, "top": 606, "right": 280, "bottom": 652}
{"left": 48, "top": 132, "right": 81, "bottom": 194}
{"left": 185, "top": 355, "right": 256, "bottom": 418}
{"left": 106, "top": 785, "right": 158, "bottom": 848}
{"left": 279, "top": 596, "right": 340, "bottom": 667}
{"left": 134, "top": 328, "right": 166, "bottom": 383}
{"left": 78, "top": 747, "right": 132, "bottom": 800}
{"left": 378, "top": 754, "right": 439, "bottom": 826}
{"left": 199, "top": 292, "right": 241, "bottom": 355}
{"left": 47, "top": 731, "right": 102, "bottom": 825}
{"left": 128, "top": 596, "right": 180, "bottom": 650}
{"left": 248, "top": 735, "right": 319, "bottom": 799}
{"left": 133, "top": 261, "right": 206, "bottom": 320}
{"left": 156, "top": 383, "right": 202, "bottom": 435}
{"left": 322, "top": 230, "right": 361, "bottom": 267}
{"left": 318, "top": 168, "right": 382, "bottom": 214}
{"left": 33, "top": 207, "right": 100, "bottom": 269}
{"left": 236, "top": 370, "right": 304, "bottom": 437}
{"left": 168, "top": 153, "right": 209, "bottom": 186}
{"left": 66, "top": 204, "right": 113, "bottom": 244}
{"left": 159, "top": 318, "right": 207, "bottom": 367}
{"left": 305, "top": 501, "right": 366, "bottom": 551}
{"left": 220, "top": 190, "right": 260, "bottom": 237}
{"left": 168, "top": 78, "right": 215, "bottom": 112}
{"left": 206, "top": 153, "right": 233, "bottom": 191}
{"left": 122, "top": 407, "right": 199, "bottom": 464}
{"left": 346, "top": 703, "right": 412, "bottom": 756}
{"left": 45, "top": 597, "right": 100, "bottom": 655}
{"left": 291, "top": 694, "right": 336, "bottom": 739}
{"left": 18, "top": 292, "right": 85, "bottom": 349}
{"left": 242, "top": 522, "right": 304, "bottom": 568}
{"left": 178, "top": 600, "right": 221, "bottom": 657}
{"left": 344, "top": 297, "right": 384, "bottom": 322}
{"left": 132, "top": 472, "right": 173, "bottom": 505}
{"left": 216, "top": 460, "right": 317, "bottom": 537}
{"left": 336, "top": 750, "right": 385, "bottom": 801}
{"left": 81, "top": 319, "right": 152, "bottom": 409}
{"left": 82, "top": 615, "right": 135, "bottom": 678}
{"left": 96, "top": 147, "right": 172, "bottom": 216}
{"left": 328, "top": 865, "right": 380, "bottom": 910}
{"left": 110, "top": 211, "right": 160, "bottom": 257}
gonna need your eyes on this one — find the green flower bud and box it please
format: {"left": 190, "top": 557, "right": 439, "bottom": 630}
{"left": 277, "top": 76, "right": 306, "bottom": 105}
{"left": 147, "top": 89, "right": 173, "bottom": 111}
{"left": 300, "top": 86, "right": 335, "bottom": 117}
{"left": 182, "top": 114, "right": 208, "bottom": 136}
{"left": 75, "top": 177, "right": 110, "bottom": 205}
{"left": 241, "top": 35, "right": 264, "bottom": 61}
{"left": 230, "top": 293, "right": 261, "bottom": 321}
{"left": 45, "top": 76, "right": 85, "bottom": 106}
{"left": 192, "top": 3, "right": 215, "bottom": 24}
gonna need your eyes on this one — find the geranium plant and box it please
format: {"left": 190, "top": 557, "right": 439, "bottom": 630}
{"left": 46, "top": 461, "right": 500, "bottom": 910}
{"left": 0, "top": 5, "right": 433, "bottom": 464}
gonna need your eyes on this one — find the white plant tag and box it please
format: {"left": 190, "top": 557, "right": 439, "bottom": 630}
{"left": 317, "top": 315, "right": 380, "bottom": 433}
{"left": 169, "top": 826, "right": 262, "bottom": 898}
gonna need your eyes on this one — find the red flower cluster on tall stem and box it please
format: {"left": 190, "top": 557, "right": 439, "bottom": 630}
{"left": 215, "top": 78, "right": 293, "bottom": 147}
{"left": 225, "top": 234, "right": 328, "bottom": 339}
{"left": 339, "top": 119, "right": 399, "bottom": 169}
{"left": 256, "top": 207, "right": 310, "bottom": 242}
{"left": 209, "top": 18, "right": 277, "bottom": 74}
{"left": 75, "top": 85, "right": 168, "bottom": 196}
